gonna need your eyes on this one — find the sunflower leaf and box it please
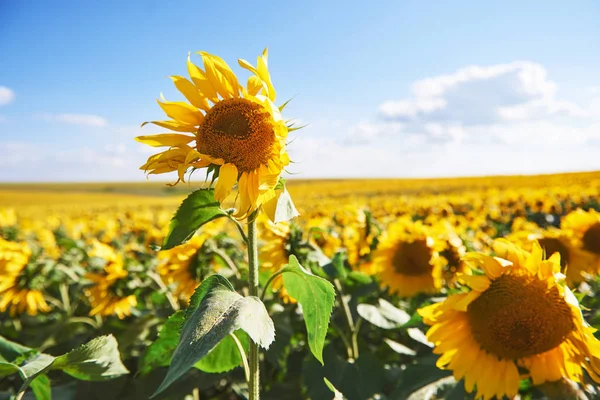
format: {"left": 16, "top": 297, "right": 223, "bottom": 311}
{"left": 282, "top": 255, "right": 335, "bottom": 364}
{"left": 162, "top": 189, "right": 227, "bottom": 250}
{"left": 357, "top": 299, "right": 410, "bottom": 329}
{"left": 152, "top": 275, "right": 274, "bottom": 398}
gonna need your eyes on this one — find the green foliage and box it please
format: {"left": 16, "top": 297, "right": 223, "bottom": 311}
{"left": 357, "top": 298, "right": 410, "bottom": 329}
{"left": 153, "top": 274, "right": 274, "bottom": 397}
{"left": 282, "top": 255, "right": 335, "bottom": 364}
{"left": 162, "top": 189, "right": 227, "bottom": 250}
{"left": 0, "top": 334, "right": 128, "bottom": 399}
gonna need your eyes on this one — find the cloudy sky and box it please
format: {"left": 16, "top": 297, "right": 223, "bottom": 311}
{"left": 1, "top": 1, "right": 599, "bottom": 181}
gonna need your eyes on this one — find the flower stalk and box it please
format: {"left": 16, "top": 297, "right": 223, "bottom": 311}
{"left": 247, "top": 211, "right": 260, "bottom": 400}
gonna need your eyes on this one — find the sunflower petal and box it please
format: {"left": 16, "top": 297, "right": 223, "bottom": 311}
{"left": 215, "top": 163, "right": 238, "bottom": 202}
{"left": 135, "top": 134, "right": 195, "bottom": 147}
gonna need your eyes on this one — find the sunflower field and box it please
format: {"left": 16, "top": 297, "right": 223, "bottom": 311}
{"left": 3, "top": 49, "right": 600, "bottom": 400}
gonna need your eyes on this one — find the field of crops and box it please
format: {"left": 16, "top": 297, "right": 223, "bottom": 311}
{"left": 2, "top": 172, "right": 600, "bottom": 399}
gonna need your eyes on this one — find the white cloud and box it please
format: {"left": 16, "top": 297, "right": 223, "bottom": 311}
{"left": 39, "top": 113, "right": 108, "bottom": 127}
{"left": 0, "top": 86, "right": 15, "bottom": 106}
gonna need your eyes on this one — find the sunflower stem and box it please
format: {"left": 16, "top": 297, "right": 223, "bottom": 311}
{"left": 247, "top": 211, "right": 260, "bottom": 400}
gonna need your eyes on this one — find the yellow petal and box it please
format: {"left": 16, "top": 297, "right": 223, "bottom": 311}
{"left": 170, "top": 75, "right": 210, "bottom": 111}
{"left": 135, "top": 134, "right": 195, "bottom": 147}
{"left": 214, "top": 163, "right": 238, "bottom": 202}
{"left": 187, "top": 53, "right": 219, "bottom": 102}
{"left": 199, "top": 51, "right": 239, "bottom": 99}
{"left": 458, "top": 274, "right": 491, "bottom": 292}
{"left": 157, "top": 99, "right": 204, "bottom": 126}
{"left": 141, "top": 120, "right": 198, "bottom": 132}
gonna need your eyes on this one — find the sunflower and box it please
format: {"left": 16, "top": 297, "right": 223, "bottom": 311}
{"left": 158, "top": 234, "right": 210, "bottom": 300}
{"left": 259, "top": 219, "right": 296, "bottom": 303}
{"left": 562, "top": 208, "right": 600, "bottom": 269}
{"left": 0, "top": 238, "right": 50, "bottom": 316}
{"left": 136, "top": 49, "right": 290, "bottom": 220}
{"left": 418, "top": 240, "right": 600, "bottom": 400}
{"left": 370, "top": 218, "right": 443, "bottom": 297}
{"left": 85, "top": 241, "right": 137, "bottom": 319}
{"left": 506, "top": 227, "right": 598, "bottom": 285}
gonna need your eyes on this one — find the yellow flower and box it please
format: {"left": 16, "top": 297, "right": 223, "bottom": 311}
{"left": 157, "top": 234, "right": 209, "bottom": 300}
{"left": 370, "top": 218, "right": 443, "bottom": 297}
{"left": 85, "top": 242, "right": 136, "bottom": 319}
{"left": 136, "top": 49, "right": 290, "bottom": 220}
{"left": 561, "top": 209, "right": 600, "bottom": 271}
{"left": 419, "top": 240, "right": 600, "bottom": 400}
{"left": 506, "top": 228, "right": 597, "bottom": 285}
{"left": 259, "top": 219, "right": 295, "bottom": 303}
{"left": 0, "top": 238, "right": 50, "bottom": 316}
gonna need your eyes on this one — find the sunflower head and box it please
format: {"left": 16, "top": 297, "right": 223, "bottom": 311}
{"left": 418, "top": 240, "right": 600, "bottom": 400}
{"left": 136, "top": 49, "right": 292, "bottom": 220}
{"left": 371, "top": 218, "right": 443, "bottom": 297}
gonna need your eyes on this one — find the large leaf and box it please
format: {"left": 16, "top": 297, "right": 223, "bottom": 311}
{"left": 357, "top": 298, "right": 410, "bottom": 329}
{"left": 162, "top": 189, "right": 227, "bottom": 250}
{"left": 282, "top": 255, "right": 335, "bottom": 364}
{"left": 265, "top": 186, "right": 299, "bottom": 223}
{"left": 138, "top": 311, "right": 186, "bottom": 376}
{"left": 52, "top": 335, "right": 129, "bottom": 381}
{"left": 139, "top": 309, "right": 250, "bottom": 376}
{"left": 153, "top": 274, "right": 274, "bottom": 397}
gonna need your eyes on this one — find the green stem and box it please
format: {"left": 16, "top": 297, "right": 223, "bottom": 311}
{"left": 227, "top": 213, "right": 249, "bottom": 244}
{"left": 230, "top": 332, "right": 250, "bottom": 383}
{"left": 334, "top": 278, "right": 359, "bottom": 359}
{"left": 260, "top": 268, "right": 286, "bottom": 301}
{"left": 247, "top": 211, "right": 260, "bottom": 400}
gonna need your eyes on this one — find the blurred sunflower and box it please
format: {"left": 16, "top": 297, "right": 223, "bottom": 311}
{"left": 158, "top": 234, "right": 210, "bottom": 300}
{"left": 306, "top": 216, "right": 341, "bottom": 259}
{"left": 136, "top": 49, "right": 290, "bottom": 220}
{"left": 85, "top": 241, "right": 137, "bottom": 319}
{"left": 259, "top": 219, "right": 297, "bottom": 303}
{"left": 370, "top": 219, "right": 443, "bottom": 297}
{"left": 419, "top": 240, "right": 600, "bottom": 400}
{"left": 507, "top": 228, "right": 597, "bottom": 285}
{"left": 562, "top": 208, "right": 600, "bottom": 267}
{"left": 0, "top": 238, "right": 50, "bottom": 316}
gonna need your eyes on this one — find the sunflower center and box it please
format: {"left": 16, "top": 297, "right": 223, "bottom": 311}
{"left": 392, "top": 239, "right": 433, "bottom": 276}
{"left": 196, "top": 98, "right": 276, "bottom": 172}
{"left": 467, "top": 272, "right": 574, "bottom": 360}
{"left": 582, "top": 222, "right": 600, "bottom": 255}
{"left": 538, "top": 237, "right": 569, "bottom": 269}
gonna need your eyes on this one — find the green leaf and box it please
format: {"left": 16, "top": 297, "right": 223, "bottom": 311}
{"left": 0, "top": 360, "right": 22, "bottom": 378}
{"left": 390, "top": 356, "right": 452, "bottom": 399}
{"left": 357, "top": 299, "right": 410, "bottom": 329}
{"left": 138, "top": 311, "right": 186, "bottom": 376}
{"left": 162, "top": 189, "right": 227, "bottom": 250}
{"left": 194, "top": 331, "right": 249, "bottom": 373}
{"left": 52, "top": 335, "right": 129, "bottom": 381}
{"left": 323, "top": 377, "right": 344, "bottom": 399}
{"left": 30, "top": 374, "right": 52, "bottom": 400}
{"left": 323, "top": 252, "right": 346, "bottom": 279}
{"left": 0, "top": 335, "right": 34, "bottom": 361}
{"left": 282, "top": 255, "right": 335, "bottom": 364}
{"left": 152, "top": 275, "right": 274, "bottom": 397}
{"left": 347, "top": 271, "right": 372, "bottom": 284}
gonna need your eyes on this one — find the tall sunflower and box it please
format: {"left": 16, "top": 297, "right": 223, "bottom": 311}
{"left": 370, "top": 218, "right": 443, "bottom": 297}
{"left": 418, "top": 240, "right": 600, "bottom": 400}
{"left": 136, "top": 49, "right": 290, "bottom": 220}
{"left": 0, "top": 238, "right": 50, "bottom": 316}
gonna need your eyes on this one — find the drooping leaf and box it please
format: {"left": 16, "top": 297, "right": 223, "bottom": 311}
{"left": 282, "top": 255, "right": 335, "bottom": 364}
{"left": 266, "top": 186, "right": 299, "bottom": 223}
{"left": 347, "top": 271, "right": 373, "bottom": 284}
{"left": 52, "top": 335, "right": 129, "bottom": 381}
{"left": 162, "top": 189, "right": 227, "bottom": 250}
{"left": 0, "top": 361, "right": 21, "bottom": 378}
{"left": 390, "top": 356, "right": 452, "bottom": 399}
{"left": 407, "top": 328, "right": 433, "bottom": 347}
{"left": 357, "top": 299, "right": 410, "bottom": 329}
{"left": 194, "top": 331, "right": 249, "bottom": 373}
{"left": 138, "top": 311, "right": 185, "bottom": 376}
{"left": 152, "top": 275, "right": 274, "bottom": 397}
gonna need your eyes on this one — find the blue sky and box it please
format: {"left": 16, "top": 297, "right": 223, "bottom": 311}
{"left": 1, "top": 0, "right": 599, "bottom": 181}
